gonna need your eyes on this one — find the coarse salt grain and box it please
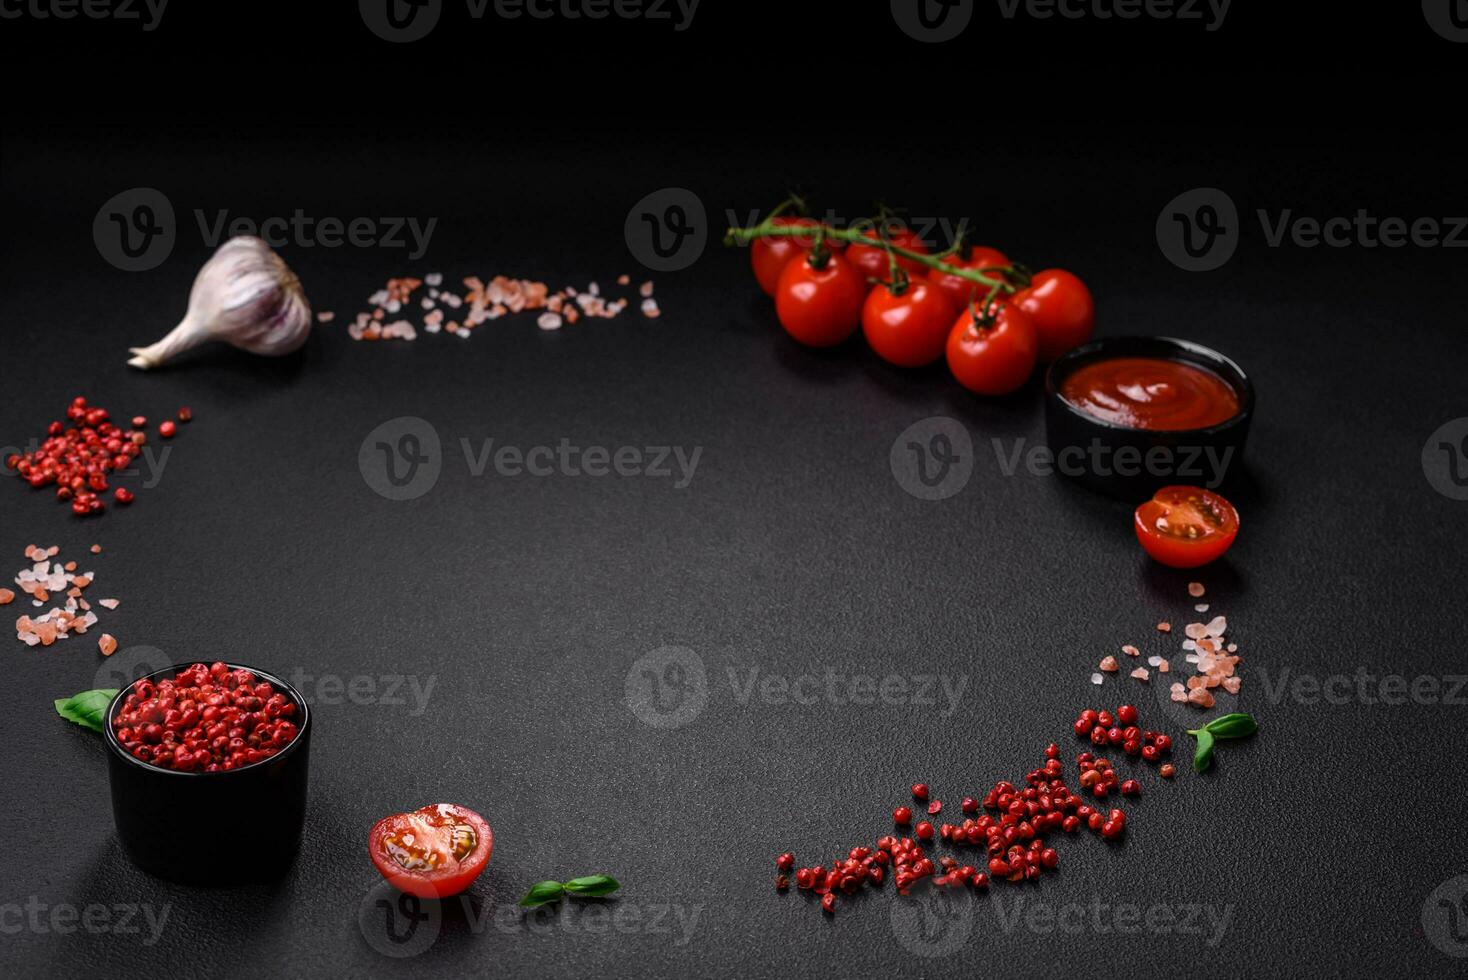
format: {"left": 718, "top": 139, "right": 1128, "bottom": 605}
{"left": 1157, "top": 622, "right": 1171, "bottom": 633}
{"left": 1121, "top": 644, "right": 1139, "bottom": 657}
{"left": 1090, "top": 673, "right": 1104, "bottom": 686}
{"left": 1130, "top": 667, "right": 1149, "bottom": 681}
{"left": 1099, "top": 655, "right": 1119, "bottom": 672}
{"left": 1188, "top": 582, "right": 1205, "bottom": 598}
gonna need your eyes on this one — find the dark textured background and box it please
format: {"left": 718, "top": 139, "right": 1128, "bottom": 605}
{"left": 3, "top": 4, "right": 1468, "bottom": 978}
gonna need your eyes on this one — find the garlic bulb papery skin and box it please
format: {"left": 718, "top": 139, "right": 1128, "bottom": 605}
{"left": 128, "top": 236, "right": 313, "bottom": 369}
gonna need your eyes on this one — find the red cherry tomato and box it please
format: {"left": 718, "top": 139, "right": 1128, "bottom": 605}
{"left": 929, "top": 246, "right": 1011, "bottom": 310}
{"left": 1133, "top": 486, "right": 1239, "bottom": 568}
{"left": 750, "top": 217, "right": 838, "bottom": 297}
{"left": 775, "top": 252, "right": 867, "bottom": 347}
{"left": 861, "top": 280, "right": 957, "bottom": 368}
{"left": 846, "top": 223, "right": 932, "bottom": 285}
{"left": 945, "top": 302, "right": 1038, "bottom": 395}
{"left": 369, "top": 803, "right": 494, "bottom": 899}
{"left": 1009, "top": 269, "right": 1095, "bottom": 362}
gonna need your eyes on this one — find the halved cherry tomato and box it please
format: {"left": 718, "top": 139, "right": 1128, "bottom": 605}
{"left": 1009, "top": 269, "right": 1095, "bottom": 362}
{"left": 775, "top": 252, "right": 866, "bottom": 347}
{"left": 945, "top": 301, "right": 1038, "bottom": 395}
{"left": 751, "top": 217, "right": 840, "bottom": 297}
{"left": 928, "top": 245, "right": 1011, "bottom": 311}
{"left": 369, "top": 803, "right": 493, "bottom": 899}
{"left": 1133, "top": 486, "right": 1239, "bottom": 568}
{"left": 862, "top": 280, "right": 956, "bottom": 367}
{"left": 845, "top": 223, "right": 932, "bottom": 285}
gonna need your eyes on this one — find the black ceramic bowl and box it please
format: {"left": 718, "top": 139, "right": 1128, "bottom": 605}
{"left": 1044, "top": 336, "right": 1254, "bottom": 500}
{"left": 103, "top": 662, "right": 311, "bottom": 885}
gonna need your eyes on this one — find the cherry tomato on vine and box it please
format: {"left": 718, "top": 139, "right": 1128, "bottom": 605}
{"left": 775, "top": 252, "right": 867, "bottom": 347}
{"left": 929, "top": 245, "right": 1011, "bottom": 310}
{"left": 1133, "top": 486, "right": 1239, "bottom": 569}
{"left": 861, "top": 280, "right": 957, "bottom": 367}
{"left": 750, "top": 217, "right": 840, "bottom": 297}
{"left": 1009, "top": 268, "right": 1095, "bottom": 362}
{"left": 945, "top": 301, "right": 1038, "bottom": 396}
{"left": 845, "top": 223, "right": 932, "bottom": 285}
{"left": 369, "top": 803, "right": 494, "bottom": 899}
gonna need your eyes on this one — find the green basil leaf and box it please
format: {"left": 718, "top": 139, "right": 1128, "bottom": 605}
{"left": 519, "top": 881, "right": 566, "bottom": 907}
{"left": 1192, "top": 729, "right": 1216, "bottom": 773}
{"left": 1203, "top": 712, "right": 1258, "bottom": 740}
{"left": 55, "top": 689, "right": 118, "bottom": 733}
{"left": 563, "top": 875, "right": 620, "bottom": 898}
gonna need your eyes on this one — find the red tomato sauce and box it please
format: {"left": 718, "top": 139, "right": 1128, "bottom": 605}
{"left": 1060, "top": 357, "right": 1240, "bottom": 430}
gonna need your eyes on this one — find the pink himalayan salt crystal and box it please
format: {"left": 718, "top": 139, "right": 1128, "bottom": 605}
{"left": 1099, "top": 655, "right": 1119, "bottom": 672}
{"left": 1157, "top": 659, "right": 1170, "bottom": 673}
{"left": 1187, "top": 687, "right": 1216, "bottom": 708}
{"left": 98, "top": 634, "right": 118, "bottom": 656}
{"left": 1188, "top": 582, "right": 1205, "bottom": 598}
{"left": 1130, "top": 667, "right": 1149, "bottom": 681}
{"left": 1170, "top": 683, "right": 1188, "bottom": 703}
{"left": 1157, "top": 622, "right": 1171, "bottom": 633}
{"left": 1223, "top": 676, "right": 1242, "bottom": 694}
{"left": 1121, "top": 644, "right": 1140, "bottom": 657}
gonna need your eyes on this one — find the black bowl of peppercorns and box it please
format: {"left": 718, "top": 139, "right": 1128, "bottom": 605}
{"left": 103, "top": 661, "right": 312, "bottom": 885}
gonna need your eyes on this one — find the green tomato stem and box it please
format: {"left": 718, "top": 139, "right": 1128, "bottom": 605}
{"left": 725, "top": 219, "right": 1016, "bottom": 293}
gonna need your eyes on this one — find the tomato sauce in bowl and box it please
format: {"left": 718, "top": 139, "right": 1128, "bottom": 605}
{"left": 1058, "top": 356, "right": 1241, "bottom": 431}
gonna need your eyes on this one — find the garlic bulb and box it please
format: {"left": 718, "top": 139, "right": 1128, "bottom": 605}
{"left": 128, "top": 237, "right": 312, "bottom": 369}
